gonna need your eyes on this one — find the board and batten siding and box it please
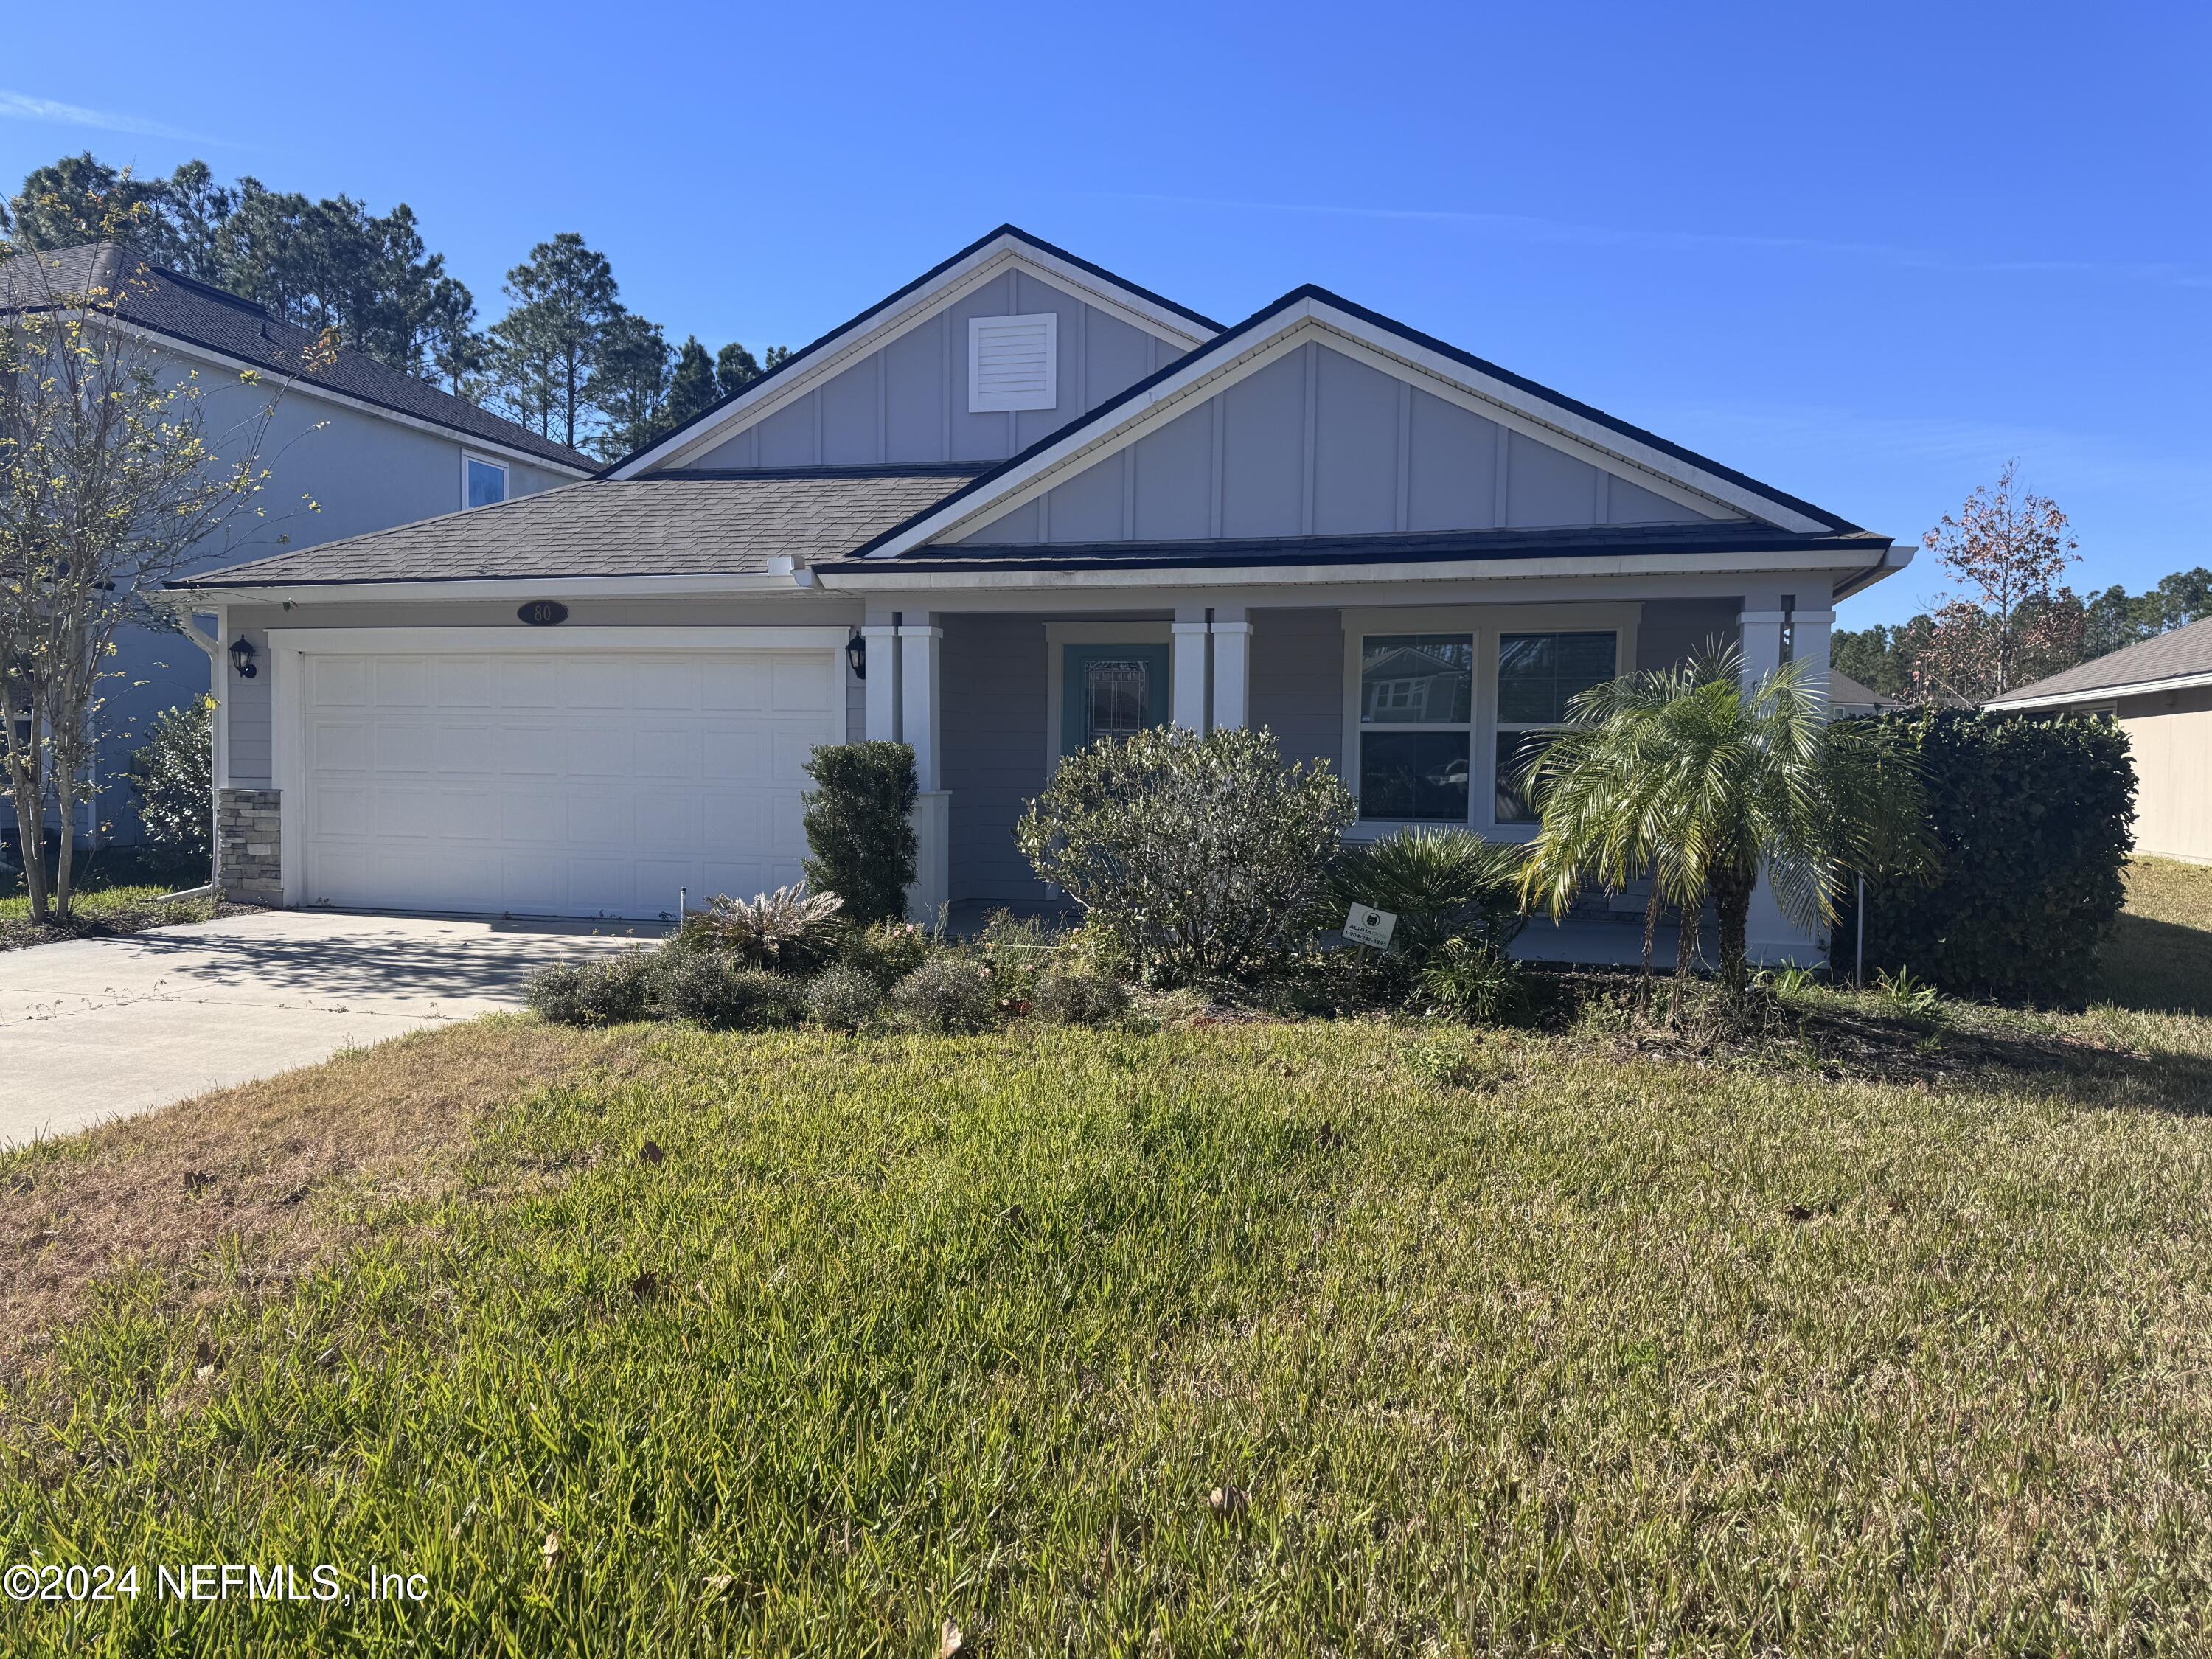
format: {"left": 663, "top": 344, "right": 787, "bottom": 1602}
{"left": 676, "top": 271, "right": 1189, "bottom": 473}
{"left": 957, "top": 340, "right": 1733, "bottom": 546}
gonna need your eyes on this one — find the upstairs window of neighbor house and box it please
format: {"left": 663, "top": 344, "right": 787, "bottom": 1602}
{"left": 465, "top": 455, "right": 508, "bottom": 509}
{"left": 1492, "top": 631, "right": 1617, "bottom": 824}
{"left": 1357, "top": 633, "right": 1473, "bottom": 822}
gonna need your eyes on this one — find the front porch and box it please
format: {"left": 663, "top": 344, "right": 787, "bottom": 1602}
{"left": 864, "top": 588, "right": 1834, "bottom": 967}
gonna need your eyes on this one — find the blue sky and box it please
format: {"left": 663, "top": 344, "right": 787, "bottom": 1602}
{"left": 5, "top": 0, "right": 2205, "bottom": 627}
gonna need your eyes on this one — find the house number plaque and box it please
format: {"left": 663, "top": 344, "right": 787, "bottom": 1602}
{"left": 518, "top": 600, "right": 570, "bottom": 626}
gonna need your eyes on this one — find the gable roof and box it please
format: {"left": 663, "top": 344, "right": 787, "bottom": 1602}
{"left": 176, "top": 465, "right": 987, "bottom": 590}
{"left": 1984, "top": 614, "right": 2212, "bottom": 708}
{"left": 1828, "top": 669, "right": 1901, "bottom": 709}
{"left": 0, "top": 243, "right": 593, "bottom": 473}
{"left": 851, "top": 285, "right": 1862, "bottom": 560}
{"left": 602, "top": 225, "right": 1222, "bottom": 479}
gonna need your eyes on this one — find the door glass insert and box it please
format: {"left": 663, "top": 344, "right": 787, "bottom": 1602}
{"left": 1085, "top": 658, "right": 1150, "bottom": 742}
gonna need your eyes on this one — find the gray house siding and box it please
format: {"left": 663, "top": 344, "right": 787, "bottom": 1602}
{"left": 100, "top": 366, "right": 574, "bottom": 840}
{"left": 956, "top": 339, "right": 1732, "bottom": 546}
{"left": 679, "top": 271, "right": 1189, "bottom": 474}
{"left": 941, "top": 614, "right": 1049, "bottom": 907}
{"left": 1635, "top": 597, "right": 1741, "bottom": 672}
{"left": 1251, "top": 608, "right": 1346, "bottom": 776}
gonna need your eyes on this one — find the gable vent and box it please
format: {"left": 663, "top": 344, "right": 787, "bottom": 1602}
{"left": 969, "top": 313, "right": 1058, "bottom": 412}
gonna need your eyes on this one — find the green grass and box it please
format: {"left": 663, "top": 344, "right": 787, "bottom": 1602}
{"left": 2, "top": 868, "right": 2211, "bottom": 1653}
{"left": 0, "top": 882, "right": 173, "bottom": 925}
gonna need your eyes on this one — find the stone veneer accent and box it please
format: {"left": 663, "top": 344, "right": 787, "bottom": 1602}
{"left": 216, "top": 787, "right": 282, "bottom": 906}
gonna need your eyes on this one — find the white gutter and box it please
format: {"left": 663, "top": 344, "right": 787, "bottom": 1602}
{"left": 1831, "top": 542, "right": 1916, "bottom": 602}
{"left": 1986, "top": 668, "right": 2212, "bottom": 711}
{"left": 159, "top": 571, "right": 811, "bottom": 606}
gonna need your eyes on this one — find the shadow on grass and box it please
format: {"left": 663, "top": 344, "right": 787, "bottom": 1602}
{"left": 2096, "top": 913, "right": 2212, "bottom": 1017}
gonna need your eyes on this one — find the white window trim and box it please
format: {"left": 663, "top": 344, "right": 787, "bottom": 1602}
{"left": 462, "top": 451, "right": 509, "bottom": 509}
{"left": 968, "top": 313, "right": 1058, "bottom": 413}
{"left": 1340, "top": 604, "right": 1640, "bottom": 842}
{"left": 1043, "top": 620, "right": 1172, "bottom": 769}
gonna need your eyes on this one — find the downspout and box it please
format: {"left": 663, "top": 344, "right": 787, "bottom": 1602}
{"left": 171, "top": 600, "right": 226, "bottom": 890}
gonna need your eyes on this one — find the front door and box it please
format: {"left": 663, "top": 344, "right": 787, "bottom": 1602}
{"left": 1060, "top": 642, "right": 1172, "bottom": 757}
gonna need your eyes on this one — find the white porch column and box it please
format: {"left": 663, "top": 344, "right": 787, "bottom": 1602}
{"left": 1737, "top": 592, "right": 1814, "bottom": 964}
{"left": 1170, "top": 616, "right": 1211, "bottom": 731}
{"left": 861, "top": 623, "right": 900, "bottom": 743}
{"left": 1794, "top": 607, "right": 1835, "bottom": 706}
{"left": 897, "top": 618, "right": 948, "bottom": 923}
{"left": 1210, "top": 616, "right": 1252, "bottom": 730}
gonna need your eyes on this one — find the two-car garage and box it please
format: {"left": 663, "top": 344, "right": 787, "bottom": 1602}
{"left": 268, "top": 629, "right": 849, "bottom": 920}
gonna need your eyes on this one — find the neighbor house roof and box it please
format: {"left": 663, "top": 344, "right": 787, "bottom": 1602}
{"left": 1826, "top": 669, "right": 1899, "bottom": 709}
{"left": 1, "top": 243, "right": 592, "bottom": 473}
{"left": 1984, "top": 614, "right": 2212, "bottom": 708}
{"left": 176, "top": 465, "right": 989, "bottom": 588}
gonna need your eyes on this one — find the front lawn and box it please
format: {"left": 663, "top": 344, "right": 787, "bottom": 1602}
{"left": 5, "top": 877, "right": 2212, "bottom": 1657}
{"left": 1, "top": 850, "right": 222, "bottom": 951}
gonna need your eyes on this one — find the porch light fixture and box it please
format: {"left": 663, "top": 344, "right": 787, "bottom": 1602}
{"left": 229, "top": 635, "right": 258, "bottom": 679}
{"left": 845, "top": 628, "right": 866, "bottom": 681}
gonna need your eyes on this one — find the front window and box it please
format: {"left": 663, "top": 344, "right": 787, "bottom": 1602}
{"left": 1357, "top": 633, "right": 1472, "bottom": 821}
{"left": 465, "top": 456, "right": 508, "bottom": 509}
{"left": 1085, "top": 658, "right": 1151, "bottom": 743}
{"left": 1493, "top": 631, "right": 1617, "bottom": 824}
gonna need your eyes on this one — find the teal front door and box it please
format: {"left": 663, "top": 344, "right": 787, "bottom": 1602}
{"left": 1061, "top": 643, "right": 1172, "bottom": 757}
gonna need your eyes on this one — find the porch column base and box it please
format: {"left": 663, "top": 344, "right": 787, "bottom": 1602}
{"left": 907, "top": 790, "right": 950, "bottom": 925}
{"left": 216, "top": 787, "right": 282, "bottom": 907}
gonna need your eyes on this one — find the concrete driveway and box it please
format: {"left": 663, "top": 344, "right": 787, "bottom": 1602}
{"left": 0, "top": 910, "right": 655, "bottom": 1147}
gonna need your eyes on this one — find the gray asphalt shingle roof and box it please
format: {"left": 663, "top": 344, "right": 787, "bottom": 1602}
{"left": 1, "top": 243, "right": 591, "bottom": 471}
{"left": 1989, "top": 613, "right": 2212, "bottom": 703}
{"left": 181, "top": 467, "right": 991, "bottom": 587}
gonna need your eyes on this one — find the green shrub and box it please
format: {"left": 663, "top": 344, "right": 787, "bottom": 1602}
{"left": 1029, "top": 970, "right": 1130, "bottom": 1028}
{"left": 653, "top": 951, "right": 807, "bottom": 1029}
{"left": 888, "top": 956, "right": 999, "bottom": 1034}
{"left": 1844, "top": 710, "right": 2135, "bottom": 1004}
{"left": 843, "top": 918, "right": 933, "bottom": 987}
{"left": 975, "top": 909, "right": 1063, "bottom": 1001}
{"left": 1415, "top": 938, "right": 1529, "bottom": 1023}
{"left": 807, "top": 961, "right": 886, "bottom": 1032}
{"left": 126, "top": 698, "right": 213, "bottom": 861}
{"left": 678, "top": 884, "right": 843, "bottom": 975}
{"left": 1331, "top": 828, "right": 1527, "bottom": 963}
{"left": 1015, "top": 726, "right": 1356, "bottom": 987}
{"left": 526, "top": 950, "right": 656, "bottom": 1026}
{"left": 801, "top": 741, "right": 918, "bottom": 927}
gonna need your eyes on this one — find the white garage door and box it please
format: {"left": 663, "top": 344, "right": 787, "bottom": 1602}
{"left": 296, "top": 646, "right": 841, "bottom": 919}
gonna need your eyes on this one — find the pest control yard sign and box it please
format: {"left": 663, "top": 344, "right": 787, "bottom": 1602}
{"left": 1343, "top": 905, "right": 1397, "bottom": 948}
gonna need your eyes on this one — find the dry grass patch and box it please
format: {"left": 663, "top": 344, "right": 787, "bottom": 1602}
{"left": 0, "top": 1016, "right": 652, "bottom": 1380}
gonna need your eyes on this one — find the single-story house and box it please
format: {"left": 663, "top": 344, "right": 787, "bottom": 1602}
{"left": 164, "top": 226, "right": 1913, "bottom": 959}
{"left": 1827, "top": 669, "right": 1902, "bottom": 717}
{"left": 1985, "top": 614, "right": 2212, "bottom": 863}
{"left": 0, "top": 241, "right": 591, "bottom": 849}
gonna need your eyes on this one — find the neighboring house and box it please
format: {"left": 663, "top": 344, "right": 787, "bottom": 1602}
{"left": 1985, "top": 615, "right": 2212, "bottom": 863}
{"left": 0, "top": 242, "right": 592, "bottom": 846}
{"left": 165, "top": 226, "right": 1913, "bottom": 960}
{"left": 1828, "top": 669, "right": 1902, "bottom": 717}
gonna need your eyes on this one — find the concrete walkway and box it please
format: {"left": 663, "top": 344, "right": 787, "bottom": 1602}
{"left": 0, "top": 910, "right": 655, "bottom": 1147}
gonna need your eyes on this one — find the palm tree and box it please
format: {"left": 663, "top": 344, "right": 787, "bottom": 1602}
{"left": 1517, "top": 647, "right": 1923, "bottom": 1002}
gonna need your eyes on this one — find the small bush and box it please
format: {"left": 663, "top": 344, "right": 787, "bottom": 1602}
{"left": 1415, "top": 939, "right": 1528, "bottom": 1024}
{"left": 1016, "top": 726, "right": 1355, "bottom": 987}
{"left": 807, "top": 961, "right": 886, "bottom": 1032}
{"left": 1029, "top": 970, "right": 1131, "bottom": 1028}
{"left": 844, "top": 918, "right": 933, "bottom": 987}
{"left": 802, "top": 741, "right": 919, "bottom": 927}
{"left": 888, "top": 955, "right": 1000, "bottom": 1034}
{"left": 526, "top": 950, "right": 655, "bottom": 1026}
{"left": 126, "top": 698, "right": 213, "bottom": 861}
{"left": 975, "top": 909, "right": 1063, "bottom": 1001}
{"left": 680, "top": 883, "right": 843, "bottom": 975}
{"left": 653, "top": 951, "right": 806, "bottom": 1029}
{"left": 1331, "top": 828, "right": 1527, "bottom": 963}
{"left": 1845, "top": 710, "right": 2135, "bottom": 1004}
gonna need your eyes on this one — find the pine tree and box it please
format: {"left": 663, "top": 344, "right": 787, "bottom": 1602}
{"left": 666, "top": 335, "right": 719, "bottom": 429}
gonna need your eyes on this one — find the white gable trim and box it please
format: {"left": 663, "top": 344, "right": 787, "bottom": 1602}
{"left": 611, "top": 234, "right": 1216, "bottom": 480}
{"left": 865, "top": 296, "right": 1832, "bottom": 557}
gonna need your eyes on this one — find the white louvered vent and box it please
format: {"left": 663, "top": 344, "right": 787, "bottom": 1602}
{"left": 968, "top": 313, "right": 1058, "bottom": 412}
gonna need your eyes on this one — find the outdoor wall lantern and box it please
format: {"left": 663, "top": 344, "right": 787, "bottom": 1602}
{"left": 229, "top": 636, "right": 258, "bottom": 679}
{"left": 845, "top": 628, "right": 866, "bottom": 681}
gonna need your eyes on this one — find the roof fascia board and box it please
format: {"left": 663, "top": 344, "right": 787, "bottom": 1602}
{"left": 1986, "top": 667, "right": 2212, "bottom": 709}
{"left": 108, "top": 321, "right": 592, "bottom": 476}
{"left": 159, "top": 571, "right": 805, "bottom": 605}
{"left": 818, "top": 543, "right": 1877, "bottom": 593}
{"left": 610, "top": 236, "right": 1217, "bottom": 481}
{"left": 867, "top": 296, "right": 1831, "bottom": 557}
{"left": 925, "top": 313, "right": 1756, "bottom": 550}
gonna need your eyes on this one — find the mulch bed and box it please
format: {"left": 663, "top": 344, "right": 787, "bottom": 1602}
{"left": 0, "top": 898, "right": 258, "bottom": 953}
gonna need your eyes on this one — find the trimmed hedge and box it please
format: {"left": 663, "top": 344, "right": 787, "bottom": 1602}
{"left": 1846, "top": 709, "right": 2135, "bottom": 1004}
{"left": 801, "top": 741, "right": 918, "bottom": 927}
